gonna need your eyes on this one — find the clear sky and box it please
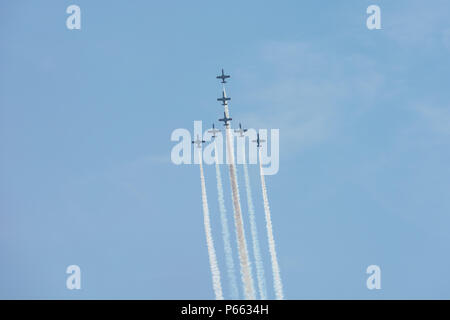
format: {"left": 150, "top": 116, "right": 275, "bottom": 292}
{"left": 1, "top": 0, "right": 450, "bottom": 299}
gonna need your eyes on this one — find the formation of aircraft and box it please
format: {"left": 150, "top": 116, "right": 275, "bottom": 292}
{"left": 252, "top": 133, "right": 266, "bottom": 148}
{"left": 234, "top": 123, "right": 248, "bottom": 137}
{"left": 216, "top": 69, "right": 230, "bottom": 83}
{"left": 192, "top": 134, "right": 206, "bottom": 148}
{"left": 192, "top": 69, "right": 266, "bottom": 150}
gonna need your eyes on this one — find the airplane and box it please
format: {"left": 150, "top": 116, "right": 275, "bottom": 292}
{"left": 217, "top": 90, "right": 231, "bottom": 105}
{"left": 234, "top": 123, "right": 248, "bottom": 137}
{"left": 216, "top": 69, "right": 230, "bottom": 83}
{"left": 218, "top": 112, "right": 232, "bottom": 127}
{"left": 252, "top": 133, "right": 266, "bottom": 148}
{"left": 208, "top": 123, "right": 221, "bottom": 139}
{"left": 192, "top": 134, "right": 206, "bottom": 148}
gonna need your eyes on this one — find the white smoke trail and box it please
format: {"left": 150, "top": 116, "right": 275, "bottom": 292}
{"left": 243, "top": 160, "right": 268, "bottom": 300}
{"left": 214, "top": 141, "right": 239, "bottom": 299}
{"left": 258, "top": 148, "right": 284, "bottom": 300}
{"left": 224, "top": 102, "right": 256, "bottom": 300}
{"left": 198, "top": 149, "right": 224, "bottom": 300}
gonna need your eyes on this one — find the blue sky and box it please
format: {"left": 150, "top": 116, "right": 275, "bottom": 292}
{"left": 1, "top": 0, "right": 450, "bottom": 299}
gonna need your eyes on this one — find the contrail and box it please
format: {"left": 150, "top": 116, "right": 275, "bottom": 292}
{"left": 243, "top": 160, "right": 268, "bottom": 300}
{"left": 198, "top": 149, "right": 224, "bottom": 300}
{"left": 258, "top": 148, "right": 284, "bottom": 300}
{"left": 214, "top": 141, "right": 239, "bottom": 299}
{"left": 223, "top": 100, "right": 256, "bottom": 300}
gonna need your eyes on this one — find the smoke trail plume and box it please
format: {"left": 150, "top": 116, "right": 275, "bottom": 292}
{"left": 258, "top": 148, "right": 284, "bottom": 300}
{"left": 243, "top": 160, "right": 268, "bottom": 300}
{"left": 224, "top": 103, "right": 256, "bottom": 300}
{"left": 214, "top": 141, "right": 239, "bottom": 299}
{"left": 198, "top": 150, "right": 224, "bottom": 300}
